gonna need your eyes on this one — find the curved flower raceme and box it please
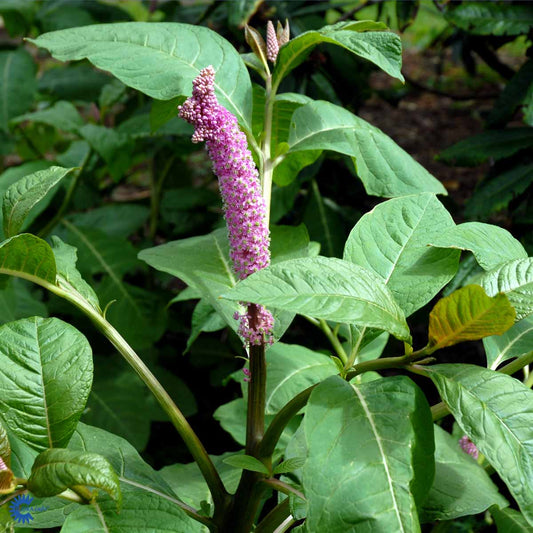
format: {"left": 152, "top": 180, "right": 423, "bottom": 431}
{"left": 459, "top": 435, "right": 479, "bottom": 460}
{"left": 179, "top": 66, "right": 273, "bottom": 346}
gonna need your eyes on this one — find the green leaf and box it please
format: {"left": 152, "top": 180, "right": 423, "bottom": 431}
{"left": 428, "top": 285, "right": 515, "bottom": 350}
{"left": 446, "top": 2, "right": 533, "bottom": 36}
{"left": 222, "top": 256, "right": 411, "bottom": 341}
{"left": 288, "top": 101, "right": 446, "bottom": 197}
{"left": 65, "top": 204, "right": 149, "bottom": 239}
{"left": 484, "top": 315, "right": 533, "bottom": 370}
{"left": 28, "top": 448, "right": 121, "bottom": 505}
{"left": 466, "top": 164, "right": 533, "bottom": 218}
{"left": 344, "top": 193, "right": 459, "bottom": 316}
{"left": 273, "top": 457, "right": 306, "bottom": 475}
{"left": 480, "top": 258, "right": 533, "bottom": 321}
{"left": 429, "top": 222, "right": 528, "bottom": 271}
{"left": 303, "top": 179, "right": 345, "bottom": 257}
{"left": 265, "top": 342, "right": 338, "bottom": 415}
{"left": 10, "top": 100, "right": 83, "bottom": 133}
{"left": 491, "top": 506, "right": 532, "bottom": 532}
{"left": 0, "top": 48, "right": 36, "bottom": 131}
{"left": 227, "top": 0, "right": 262, "bottom": 28}
{"left": 2, "top": 166, "right": 75, "bottom": 238}
{"left": 303, "top": 376, "right": 434, "bottom": 532}
{"left": 160, "top": 452, "right": 241, "bottom": 516}
{"left": 79, "top": 124, "right": 133, "bottom": 181}
{"left": 51, "top": 236, "right": 100, "bottom": 312}
{"left": 0, "top": 233, "right": 56, "bottom": 285}
{"left": 60, "top": 491, "right": 195, "bottom": 532}
{"left": 29, "top": 22, "right": 252, "bottom": 130}
{"left": 83, "top": 362, "right": 151, "bottom": 452}
{"left": 0, "top": 278, "right": 48, "bottom": 326}
{"left": 421, "top": 425, "right": 507, "bottom": 522}
{"left": 428, "top": 364, "right": 533, "bottom": 525}
{"left": 222, "top": 454, "right": 269, "bottom": 474}
{"left": 185, "top": 299, "right": 226, "bottom": 352}
{"left": 0, "top": 317, "right": 92, "bottom": 451}
{"left": 273, "top": 21, "right": 403, "bottom": 89}
{"left": 487, "top": 60, "right": 533, "bottom": 127}
{"left": 69, "top": 422, "right": 175, "bottom": 498}
{"left": 440, "top": 128, "right": 533, "bottom": 166}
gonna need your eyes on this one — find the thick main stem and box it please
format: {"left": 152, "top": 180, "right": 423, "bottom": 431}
{"left": 246, "top": 305, "right": 268, "bottom": 454}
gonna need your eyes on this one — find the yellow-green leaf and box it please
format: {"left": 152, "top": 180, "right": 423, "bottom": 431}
{"left": 428, "top": 285, "right": 515, "bottom": 351}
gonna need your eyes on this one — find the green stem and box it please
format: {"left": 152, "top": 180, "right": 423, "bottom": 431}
{"left": 246, "top": 306, "right": 268, "bottom": 455}
{"left": 345, "top": 326, "right": 366, "bottom": 370}
{"left": 254, "top": 498, "right": 293, "bottom": 533}
{"left": 260, "top": 385, "right": 315, "bottom": 458}
{"left": 38, "top": 153, "right": 91, "bottom": 238}
{"left": 3, "top": 272, "right": 229, "bottom": 515}
{"left": 318, "top": 319, "right": 348, "bottom": 365}
{"left": 262, "top": 74, "right": 275, "bottom": 227}
{"left": 260, "top": 478, "right": 306, "bottom": 502}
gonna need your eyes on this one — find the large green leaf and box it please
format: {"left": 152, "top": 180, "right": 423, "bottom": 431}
{"left": 79, "top": 124, "right": 133, "bottom": 181}
{"left": 28, "top": 22, "right": 252, "bottom": 130}
{"left": 28, "top": 448, "right": 121, "bottom": 505}
{"left": 440, "top": 128, "right": 533, "bottom": 166}
{"left": 466, "top": 164, "right": 533, "bottom": 218}
{"left": 344, "top": 193, "right": 458, "bottom": 316}
{"left": 287, "top": 101, "right": 446, "bottom": 197}
{"left": 0, "top": 233, "right": 56, "bottom": 285}
{"left": 484, "top": 315, "right": 533, "bottom": 370}
{"left": 446, "top": 2, "right": 533, "bottom": 36}
{"left": 421, "top": 425, "right": 507, "bottom": 522}
{"left": 428, "top": 285, "right": 515, "bottom": 351}
{"left": 0, "top": 317, "right": 92, "bottom": 451}
{"left": 480, "top": 258, "right": 533, "bottom": 321}
{"left": 265, "top": 343, "right": 338, "bottom": 415}
{"left": 2, "top": 166, "right": 75, "bottom": 238}
{"left": 428, "top": 364, "right": 533, "bottom": 525}
{"left": 0, "top": 48, "right": 36, "bottom": 131}
{"left": 273, "top": 21, "right": 403, "bottom": 89}
{"left": 429, "top": 222, "right": 528, "bottom": 271}
{"left": 222, "top": 256, "right": 411, "bottom": 341}
{"left": 303, "top": 376, "right": 434, "bottom": 532}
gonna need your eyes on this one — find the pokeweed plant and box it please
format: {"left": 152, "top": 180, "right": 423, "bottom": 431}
{"left": 0, "top": 16, "right": 532, "bottom": 533}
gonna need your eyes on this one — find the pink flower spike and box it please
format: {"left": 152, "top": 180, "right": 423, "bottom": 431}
{"left": 459, "top": 435, "right": 479, "bottom": 460}
{"left": 179, "top": 66, "right": 274, "bottom": 346}
{"left": 266, "top": 21, "right": 279, "bottom": 63}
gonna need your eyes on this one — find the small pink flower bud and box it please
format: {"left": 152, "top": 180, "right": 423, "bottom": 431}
{"left": 266, "top": 21, "right": 279, "bottom": 63}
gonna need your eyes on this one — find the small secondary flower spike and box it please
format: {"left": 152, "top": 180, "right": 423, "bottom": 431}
{"left": 459, "top": 435, "right": 479, "bottom": 460}
{"left": 266, "top": 21, "right": 279, "bottom": 63}
{"left": 179, "top": 66, "right": 273, "bottom": 345}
